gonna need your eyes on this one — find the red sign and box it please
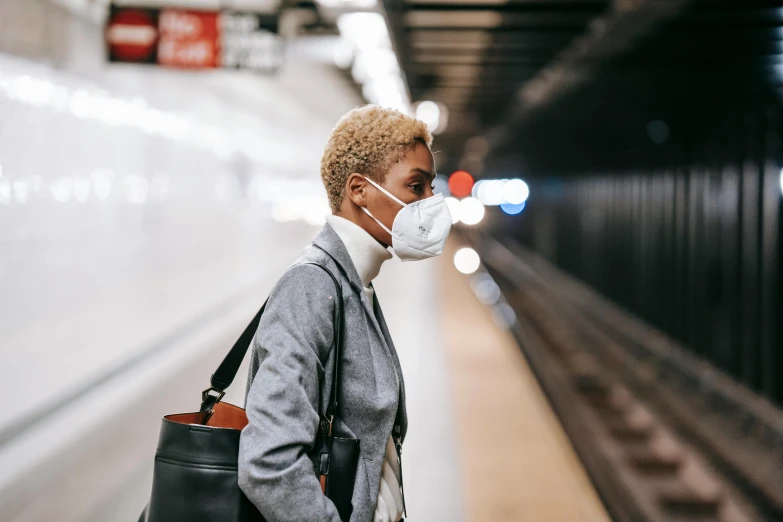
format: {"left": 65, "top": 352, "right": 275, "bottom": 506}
{"left": 106, "top": 4, "right": 283, "bottom": 73}
{"left": 158, "top": 10, "right": 219, "bottom": 69}
{"left": 106, "top": 7, "right": 159, "bottom": 64}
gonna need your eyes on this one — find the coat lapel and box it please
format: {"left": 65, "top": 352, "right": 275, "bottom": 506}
{"left": 370, "top": 286, "right": 408, "bottom": 439}
{"left": 312, "top": 224, "right": 407, "bottom": 435}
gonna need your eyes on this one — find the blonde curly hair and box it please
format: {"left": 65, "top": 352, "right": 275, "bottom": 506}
{"left": 321, "top": 104, "right": 433, "bottom": 211}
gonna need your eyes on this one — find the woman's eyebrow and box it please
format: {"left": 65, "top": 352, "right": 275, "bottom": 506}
{"left": 410, "top": 168, "right": 435, "bottom": 180}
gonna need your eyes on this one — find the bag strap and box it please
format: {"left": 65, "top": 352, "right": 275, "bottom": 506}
{"left": 200, "top": 262, "right": 344, "bottom": 421}
{"left": 306, "top": 263, "right": 344, "bottom": 429}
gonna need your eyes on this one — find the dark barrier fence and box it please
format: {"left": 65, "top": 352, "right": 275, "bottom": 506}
{"left": 502, "top": 106, "right": 782, "bottom": 406}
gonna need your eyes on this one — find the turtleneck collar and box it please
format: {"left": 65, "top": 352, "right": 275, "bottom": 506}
{"left": 325, "top": 214, "right": 392, "bottom": 288}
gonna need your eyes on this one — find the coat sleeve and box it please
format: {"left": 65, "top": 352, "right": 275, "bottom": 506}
{"left": 238, "top": 263, "right": 343, "bottom": 522}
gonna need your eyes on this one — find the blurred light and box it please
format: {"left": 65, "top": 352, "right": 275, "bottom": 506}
{"left": 448, "top": 170, "right": 474, "bottom": 198}
{"left": 337, "top": 13, "right": 391, "bottom": 51}
{"left": 12, "top": 181, "right": 29, "bottom": 204}
{"left": 444, "top": 196, "right": 460, "bottom": 224}
{"left": 504, "top": 178, "right": 529, "bottom": 204}
{"left": 500, "top": 201, "right": 526, "bottom": 215}
{"left": 454, "top": 247, "right": 480, "bottom": 275}
{"left": 475, "top": 180, "right": 489, "bottom": 204}
{"left": 415, "top": 100, "right": 447, "bottom": 134}
{"left": 73, "top": 177, "right": 90, "bottom": 203}
{"left": 471, "top": 179, "right": 483, "bottom": 199}
{"left": 482, "top": 180, "right": 505, "bottom": 205}
{"left": 0, "top": 55, "right": 288, "bottom": 166}
{"left": 458, "top": 197, "right": 485, "bottom": 225}
{"left": 415, "top": 101, "right": 439, "bottom": 132}
{"left": 473, "top": 278, "right": 501, "bottom": 305}
{"left": 12, "top": 75, "right": 57, "bottom": 107}
{"left": 492, "top": 303, "right": 516, "bottom": 329}
{"left": 90, "top": 169, "right": 113, "bottom": 200}
{"left": 51, "top": 177, "right": 73, "bottom": 203}
{"left": 435, "top": 103, "right": 448, "bottom": 134}
{"left": 351, "top": 48, "right": 399, "bottom": 84}
{"left": 780, "top": 167, "right": 783, "bottom": 196}
{"left": 0, "top": 179, "right": 10, "bottom": 205}
{"left": 333, "top": 38, "right": 354, "bottom": 69}
{"left": 362, "top": 75, "right": 409, "bottom": 113}
{"left": 304, "top": 197, "right": 331, "bottom": 225}
{"left": 124, "top": 175, "right": 149, "bottom": 205}
{"left": 476, "top": 178, "right": 530, "bottom": 206}
{"left": 317, "top": 0, "right": 377, "bottom": 8}
{"left": 337, "top": 13, "right": 411, "bottom": 114}
{"left": 432, "top": 174, "right": 451, "bottom": 197}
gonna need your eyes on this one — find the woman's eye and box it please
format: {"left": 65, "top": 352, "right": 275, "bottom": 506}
{"left": 410, "top": 183, "right": 422, "bottom": 194}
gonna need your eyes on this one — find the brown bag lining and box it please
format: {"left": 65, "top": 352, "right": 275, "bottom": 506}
{"left": 164, "top": 402, "right": 249, "bottom": 431}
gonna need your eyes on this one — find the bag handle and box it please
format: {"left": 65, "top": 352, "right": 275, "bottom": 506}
{"left": 200, "top": 262, "right": 344, "bottom": 424}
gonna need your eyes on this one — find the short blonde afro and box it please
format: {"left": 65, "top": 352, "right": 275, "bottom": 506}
{"left": 321, "top": 104, "right": 433, "bottom": 211}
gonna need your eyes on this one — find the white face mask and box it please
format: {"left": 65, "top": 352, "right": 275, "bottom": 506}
{"left": 360, "top": 176, "right": 453, "bottom": 262}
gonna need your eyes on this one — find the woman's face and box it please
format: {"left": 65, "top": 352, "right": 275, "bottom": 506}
{"left": 362, "top": 142, "right": 436, "bottom": 246}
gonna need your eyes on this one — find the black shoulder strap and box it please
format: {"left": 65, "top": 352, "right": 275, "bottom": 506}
{"left": 200, "top": 262, "right": 344, "bottom": 419}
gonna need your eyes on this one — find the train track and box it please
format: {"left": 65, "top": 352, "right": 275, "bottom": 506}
{"left": 468, "top": 234, "right": 783, "bottom": 522}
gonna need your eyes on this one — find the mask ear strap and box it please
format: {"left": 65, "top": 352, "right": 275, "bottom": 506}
{"left": 361, "top": 207, "right": 393, "bottom": 236}
{"left": 363, "top": 176, "right": 406, "bottom": 208}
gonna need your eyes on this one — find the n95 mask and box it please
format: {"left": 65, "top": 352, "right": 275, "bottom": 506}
{"left": 360, "top": 176, "right": 453, "bottom": 262}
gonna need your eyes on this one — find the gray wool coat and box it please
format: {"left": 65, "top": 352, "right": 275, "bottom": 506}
{"left": 238, "top": 223, "right": 408, "bottom": 522}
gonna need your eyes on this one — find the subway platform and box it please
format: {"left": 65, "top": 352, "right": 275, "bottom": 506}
{"left": 0, "top": 226, "right": 611, "bottom": 522}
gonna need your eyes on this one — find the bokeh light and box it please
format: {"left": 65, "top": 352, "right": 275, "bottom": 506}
{"left": 458, "top": 197, "right": 485, "bottom": 225}
{"left": 454, "top": 247, "right": 480, "bottom": 274}
{"left": 472, "top": 277, "right": 501, "bottom": 305}
{"left": 415, "top": 100, "right": 441, "bottom": 133}
{"left": 504, "top": 179, "right": 529, "bottom": 204}
{"left": 473, "top": 178, "right": 529, "bottom": 207}
{"left": 432, "top": 174, "right": 451, "bottom": 197}
{"left": 500, "top": 201, "right": 526, "bottom": 215}
{"left": 444, "top": 196, "right": 460, "bottom": 224}
{"left": 448, "top": 170, "right": 474, "bottom": 198}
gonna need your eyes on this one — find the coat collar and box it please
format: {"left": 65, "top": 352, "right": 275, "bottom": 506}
{"left": 313, "top": 224, "right": 388, "bottom": 341}
{"left": 312, "top": 222, "right": 366, "bottom": 294}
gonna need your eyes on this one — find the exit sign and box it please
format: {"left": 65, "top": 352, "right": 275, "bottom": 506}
{"left": 105, "top": 4, "right": 283, "bottom": 73}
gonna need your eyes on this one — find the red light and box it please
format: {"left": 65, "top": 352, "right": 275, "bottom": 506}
{"left": 448, "top": 170, "right": 474, "bottom": 198}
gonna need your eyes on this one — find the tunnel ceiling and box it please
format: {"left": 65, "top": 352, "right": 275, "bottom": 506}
{"left": 382, "top": 0, "right": 783, "bottom": 176}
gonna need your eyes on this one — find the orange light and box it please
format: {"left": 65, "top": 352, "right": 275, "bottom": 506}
{"left": 448, "top": 170, "right": 474, "bottom": 198}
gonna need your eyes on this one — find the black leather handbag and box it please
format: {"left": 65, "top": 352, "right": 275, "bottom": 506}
{"left": 138, "top": 263, "right": 359, "bottom": 522}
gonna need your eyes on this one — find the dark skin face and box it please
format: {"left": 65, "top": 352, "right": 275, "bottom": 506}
{"left": 336, "top": 142, "right": 436, "bottom": 248}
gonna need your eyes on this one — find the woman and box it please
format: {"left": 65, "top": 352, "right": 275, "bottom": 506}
{"left": 237, "top": 105, "right": 452, "bottom": 522}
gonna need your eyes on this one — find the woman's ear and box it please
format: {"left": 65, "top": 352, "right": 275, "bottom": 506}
{"left": 345, "top": 173, "right": 368, "bottom": 207}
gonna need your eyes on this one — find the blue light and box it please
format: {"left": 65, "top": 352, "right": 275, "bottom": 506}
{"left": 501, "top": 201, "right": 526, "bottom": 215}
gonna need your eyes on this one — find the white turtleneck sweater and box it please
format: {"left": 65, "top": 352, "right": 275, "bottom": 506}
{"left": 324, "top": 215, "right": 404, "bottom": 522}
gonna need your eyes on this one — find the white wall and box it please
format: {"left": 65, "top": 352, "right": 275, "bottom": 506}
{"left": 0, "top": 3, "right": 363, "bottom": 518}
